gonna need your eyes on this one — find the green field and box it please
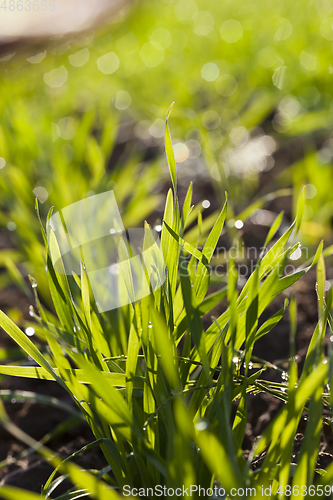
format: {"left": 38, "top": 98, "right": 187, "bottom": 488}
{"left": 1, "top": 0, "right": 333, "bottom": 498}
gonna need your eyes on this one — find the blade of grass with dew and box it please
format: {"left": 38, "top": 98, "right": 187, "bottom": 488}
{"left": 163, "top": 221, "right": 207, "bottom": 264}
{"left": 160, "top": 189, "right": 174, "bottom": 264}
{"left": 0, "top": 365, "right": 144, "bottom": 388}
{"left": 233, "top": 266, "right": 259, "bottom": 448}
{"left": 174, "top": 286, "right": 228, "bottom": 344}
{"left": 118, "top": 237, "right": 135, "bottom": 307}
{"left": 179, "top": 249, "right": 211, "bottom": 382}
{"left": 69, "top": 352, "right": 135, "bottom": 428}
{"left": 42, "top": 438, "right": 117, "bottom": 498}
{"left": 294, "top": 186, "right": 305, "bottom": 236}
{"left": 46, "top": 227, "right": 76, "bottom": 334}
{"left": 164, "top": 105, "right": 180, "bottom": 300}
{"left": 140, "top": 294, "right": 160, "bottom": 475}
{"left": 263, "top": 211, "right": 284, "bottom": 248}
{"left": 165, "top": 103, "right": 177, "bottom": 193}
{"left": 302, "top": 282, "right": 333, "bottom": 379}
{"left": 150, "top": 305, "right": 180, "bottom": 391}
{"left": 181, "top": 182, "right": 193, "bottom": 234}
{"left": 125, "top": 316, "right": 141, "bottom": 405}
{"left": 164, "top": 204, "right": 228, "bottom": 328}
{"left": 194, "top": 195, "right": 228, "bottom": 303}
{"left": 259, "top": 222, "right": 295, "bottom": 277}
{"left": 0, "top": 310, "right": 66, "bottom": 388}
{"left": 184, "top": 209, "right": 221, "bottom": 246}
{"left": 195, "top": 425, "right": 243, "bottom": 492}
{"left": 80, "top": 261, "right": 92, "bottom": 332}
{"left": 254, "top": 299, "right": 288, "bottom": 342}
{"left": 171, "top": 399, "right": 196, "bottom": 491}
{"left": 254, "top": 360, "right": 328, "bottom": 469}
{"left": 277, "top": 295, "right": 298, "bottom": 498}
{"left": 291, "top": 384, "right": 323, "bottom": 499}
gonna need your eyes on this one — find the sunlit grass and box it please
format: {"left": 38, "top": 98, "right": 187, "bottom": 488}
{"left": 0, "top": 122, "right": 332, "bottom": 499}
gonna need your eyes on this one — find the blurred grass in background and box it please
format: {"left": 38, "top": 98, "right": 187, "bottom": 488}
{"left": 1, "top": 0, "right": 333, "bottom": 309}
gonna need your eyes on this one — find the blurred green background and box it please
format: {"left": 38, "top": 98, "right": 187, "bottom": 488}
{"left": 1, "top": 0, "right": 333, "bottom": 316}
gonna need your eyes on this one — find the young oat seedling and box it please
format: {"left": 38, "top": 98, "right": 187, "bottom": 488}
{"left": 0, "top": 112, "right": 332, "bottom": 500}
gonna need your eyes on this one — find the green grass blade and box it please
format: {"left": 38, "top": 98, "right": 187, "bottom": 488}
{"left": 165, "top": 103, "right": 177, "bottom": 192}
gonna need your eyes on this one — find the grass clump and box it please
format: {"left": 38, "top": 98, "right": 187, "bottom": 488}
{"left": 0, "top": 119, "right": 332, "bottom": 500}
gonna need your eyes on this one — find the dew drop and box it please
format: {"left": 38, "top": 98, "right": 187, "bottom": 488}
{"left": 195, "top": 420, "right": 208, "bottom": 431}
{"left": 25, "top": 327, "right": 35, "bottom": 337}
{"left": 235, "top": 220, "right": 244, "bottom": 229}
{"left": 7, "top": 221, "right": 17, "bottom": 231}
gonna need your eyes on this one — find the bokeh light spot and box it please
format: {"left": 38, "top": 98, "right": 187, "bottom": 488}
{"left": 305, "top": 184, "right": 317, "bottom": 199}
{"left": 216, "top": 74, "right": 238, "bottom": 96}
{"left": 193, "top": 11, "right": 214, "bottom": 36}
{"left": 274, "top": 18, "right": 293, "bottom": 41}
{"left": 202, "top": 110, "right": 220, "bottom": 129}
{"left": 69, "top": 48, "right": 90, "bottom": 67}
{"left": 149, "top": 28, "right": 172, "bottom": 49}
{"left": 320, "top": 17, "right": 333, "bottom": 40}
{"left": 97, "top": 52, "right": 119, "bottom": 74}
{"left": 44, "top": 66, "right": 68, "bottom": 88}
{"left": 201, "top": 62, "right": 219, "bottom": 81}
{"left": 174, "top": 143, "right": 189, "bottom": 162}
{"left": 220, "top": 20, "right": 243, "bottom": 43}
{"left": 28, "top": 51, "right": 46, "bottom": 64}
{"left": 149, "top": 119, "right": 165, "bottom": 138}
{"left": 175, "top": 0, "right": 198, "bottom": 23}
{"left": 115, "top": 90, "right": 132, "bottom": 110}
{"left": 140, "top": 42, "right": 165, "bottom": 67}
